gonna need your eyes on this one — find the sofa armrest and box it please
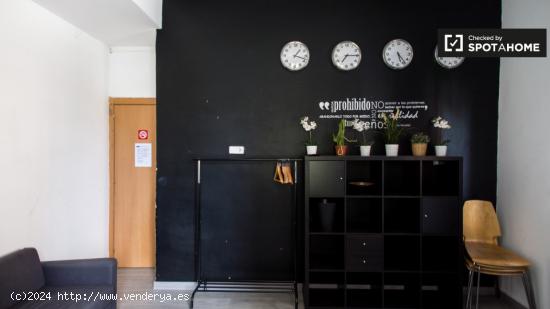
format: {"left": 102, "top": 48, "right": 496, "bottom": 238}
{"left": 41, "top": 258, "right": 117, "bottom": 289}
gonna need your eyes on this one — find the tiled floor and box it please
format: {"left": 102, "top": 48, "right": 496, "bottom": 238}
{"left": 117, "top": 268, "right": 524, "bottom": 309}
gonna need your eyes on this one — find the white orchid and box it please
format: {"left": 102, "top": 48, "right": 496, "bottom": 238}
{"left": 432, "top": 116, "right": 451, "bottom": 129}
{"left": 351, "top": 119, "right": 370, "bottom": 132}
{"left": 300, "top": 117, "right": 317, "bottom": 132}
{"left": 432, "top": 116, "right": 451, "bottom": 145}
{"left": 300, "top": 116, "right": 317, "bottom": 145}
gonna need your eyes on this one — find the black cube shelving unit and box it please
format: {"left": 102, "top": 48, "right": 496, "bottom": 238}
{"left": 304, "top": 156, "right": 463, "bottom": 309}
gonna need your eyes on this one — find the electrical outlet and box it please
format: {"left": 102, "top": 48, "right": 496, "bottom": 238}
{"left": 229, "top": 146, "right": 245, "bottom": 154}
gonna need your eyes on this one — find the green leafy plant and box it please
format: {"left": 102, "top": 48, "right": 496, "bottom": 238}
{"left": 381, "top": 109, "right": 404, "bottom": 144}
{"left": 332, "top": 119, "right": 356, "bottom": 146}
{"left": 410, "top": 132, "right": 431, "bottom": 144}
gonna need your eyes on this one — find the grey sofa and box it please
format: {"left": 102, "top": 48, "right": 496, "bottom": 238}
{"left": 0, "top": 248, "right": 116, "bottom": 309}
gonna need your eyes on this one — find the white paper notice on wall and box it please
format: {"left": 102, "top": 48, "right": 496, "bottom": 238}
{"left": 135, "top": 143, "right": 152, "bottom": 167}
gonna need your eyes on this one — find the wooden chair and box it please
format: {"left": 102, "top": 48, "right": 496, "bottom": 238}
{"left": 463, "top": 200, "right": 536, "bottom": 309}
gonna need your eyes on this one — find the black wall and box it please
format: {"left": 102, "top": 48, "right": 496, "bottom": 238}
{"left": 156, "top": 0, "right": 501, "bottom": 281}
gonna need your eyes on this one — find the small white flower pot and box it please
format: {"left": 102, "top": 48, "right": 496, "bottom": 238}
{"left": 306, "top": 145, "right": 318, "bottom": 155}
{"left": 385, "top": 144, "right": 399, "bottom": 157}
{"left": 360, "top": 145, "right": 372, "bottom": 157}
{"left": 435, "top": 145, "right": 448, "bottom": 156}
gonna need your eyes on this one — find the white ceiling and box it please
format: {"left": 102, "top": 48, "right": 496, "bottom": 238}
{"left": 32, "top": 0, "right": 162, "bottom": 46}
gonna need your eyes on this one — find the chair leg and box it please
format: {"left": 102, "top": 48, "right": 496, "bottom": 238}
{"left": 466, "top": 269, "right": 474, "bottom": 309}
{"left": 475, "top": 266, "right": 481, "bottom": 309}
{"left": 522, "top": 270, "right": 537, "bottom": 309}
{"left": 495, "top": 277, "right": 501, "bottom": 298}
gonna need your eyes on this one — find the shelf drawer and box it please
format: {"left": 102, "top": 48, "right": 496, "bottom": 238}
{"left": 309, "top": 161, "right": 345, "bottom": 197}
{"left": 346, "top": 254, "right": 383, "bottom": 272}
{"left": 346, "top": 235, "right": 383, "bottom": 255}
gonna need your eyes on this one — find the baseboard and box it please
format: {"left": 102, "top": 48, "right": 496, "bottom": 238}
{"left": 153, "top": 281, "right": 197, "bottom": 290}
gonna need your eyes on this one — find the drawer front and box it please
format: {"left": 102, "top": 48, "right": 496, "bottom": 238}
{"left": 346, "top": 235, "right": 383, "bottom": 255}
{"left": 346, "top": 253, "right": 383, "bottom": 272}
{"left": 422, "top": 197, "right": 459, "bottom": 235}
{"left": 309, "top": 161, "right": 345, "bottom": 197}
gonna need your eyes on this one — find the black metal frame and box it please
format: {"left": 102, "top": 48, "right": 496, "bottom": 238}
{"left": 190, "top": 158, "right": 301, "bottom": 309}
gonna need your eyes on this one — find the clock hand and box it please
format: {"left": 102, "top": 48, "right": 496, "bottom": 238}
{"left": 341, "top": 54, "right": 349, "bottom": 63}
{"left": 348, "top": 54, "right": 360, "bottom": 57}
{"left": 397, "top": 52, "right": 405, "bottom": 64}
{"left": 295, "top": 55, "right": 306, "bottom": 60}
{"left": 293, "top": 49, "right": 301, "bottom": 57}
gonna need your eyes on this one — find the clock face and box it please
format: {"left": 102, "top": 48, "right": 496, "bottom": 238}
{"left": 332, "top": 41, "right": 362, "bottom": 71}
{"left": 383, "top": 39, "right": 413, "bottom": 70}
{"left": 434, "top": 46, "right": 465, "bottom": 69}
{"left": 280, "top": 41, "right": 310, "bottom": 71}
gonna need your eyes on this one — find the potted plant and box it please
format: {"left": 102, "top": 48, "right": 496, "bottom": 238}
{"left": 432, "top": 116, "right": 451, "bottom": 156}
{"left": 300, "top": 116, "right": 318, "bottom": 155}
{"left": 410, "top": 132, "right": 430, "bottom": 156}
{"left": 381, "top": 109, "right": 403, "bottom": 156}
{"left": 332, "top": 119, "right": 356, "bottom": 156}
{"left": 352, "top": 119, "right": 373, "bottom": 156}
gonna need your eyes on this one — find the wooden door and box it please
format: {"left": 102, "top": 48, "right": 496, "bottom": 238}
{"left": 110, "top": 98, "right": 156, "bottom": 267}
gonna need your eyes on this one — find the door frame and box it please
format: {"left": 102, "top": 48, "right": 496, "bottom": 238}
{"left": 109, "top": 97, "right": 156, "bottom": 257}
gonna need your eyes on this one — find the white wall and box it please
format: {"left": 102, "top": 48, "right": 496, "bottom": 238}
{"left": 498, "top": 0, "right": 550, "bottom": 307}
{"left": 109, "top": 46, "right": 156, "bottom": 97}
{"left": 0, "top": 0, "right": 109, "bottom": 260}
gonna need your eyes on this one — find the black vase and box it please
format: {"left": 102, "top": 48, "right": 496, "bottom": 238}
{"left": 318, "top": 199, "right": 336, "bottom": 232}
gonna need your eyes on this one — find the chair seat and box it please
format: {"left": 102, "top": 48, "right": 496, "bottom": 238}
{"left": 465, "top": 258, "right": 525, "bottom": 276}
{"left": 465, "top": 242, "right": 530, "bottom": 268}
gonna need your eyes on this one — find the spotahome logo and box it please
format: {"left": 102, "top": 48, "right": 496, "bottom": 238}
{"left": 438, "top": 29, "right": 546, "bottom": 57}
{"left": 444, "top": 34, "right": 463, "bottom": 52}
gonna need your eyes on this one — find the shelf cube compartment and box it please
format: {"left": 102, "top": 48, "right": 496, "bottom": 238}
{"left": 384, "top": 198, "right": 421, "bottom": 234}
{"left": 422, "top": 236, "right": 459, "bottom": 272}
{"left": 309, "top": 235, "right": 344, "bottom": 270}
{"left": 307, "top": 271, "right": 345, "bottom": 307}
{"left": 384, "top": 273, "right": 421, "bottom": 308}
{"left": 309, "top": 161, "right": 345, "bottom": 197}
{"left": 422, "top": 160, "right": 460, "bottom": 196}
{"left": 422, "top": 197, "right": 459, "bottom": 235}
{"left": 309, "top": 198, "right": 344, "bottom": 233}
{"left": 384, "top": 161, "right": 421, "bottom": 196}
{"left": 347, "top": 198, "right": 382, "bottom": 233}
{"left": 346, "top": 160, "right": 383, "bottom": 196}
{"left": 422, "top": 273, "right": 461, "bottom": 309}
{"left": 346, "top": 272, "right": 383, "bottom": 308}
{"left": 384, "top": 235, "right": 421, "bottom": 271}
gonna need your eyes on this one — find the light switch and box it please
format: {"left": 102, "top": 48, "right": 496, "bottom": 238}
{"left": 229, "top": 146, "right": 245, "bottom": 154}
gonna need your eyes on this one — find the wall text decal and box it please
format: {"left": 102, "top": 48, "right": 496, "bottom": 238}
{"left": 317, "top": 98, "right": 428, "bottom": 128}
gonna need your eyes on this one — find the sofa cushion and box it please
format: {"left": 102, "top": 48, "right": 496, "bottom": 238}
{"left": 0, "top": 248, "right": 45, "bottom": 309}
{"left": 11, "top": 285, "right": 114, "bottom": 309}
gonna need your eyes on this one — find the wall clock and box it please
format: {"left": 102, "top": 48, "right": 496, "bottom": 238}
{"left": 332, "top": 41, "right": 362, "bottom": 71}
{"left": 383, "top": 39, "right": 413, "bottom": 70}
{"left": 280, "top": 41, "right": 310, "bottom": 71}
{"left": 434, "top": 46, "right": 465, "bottom": 69}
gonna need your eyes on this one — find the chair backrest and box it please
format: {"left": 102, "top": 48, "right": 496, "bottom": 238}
{"left": 463, "top": 200, "right": 501, "bottom": 244}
